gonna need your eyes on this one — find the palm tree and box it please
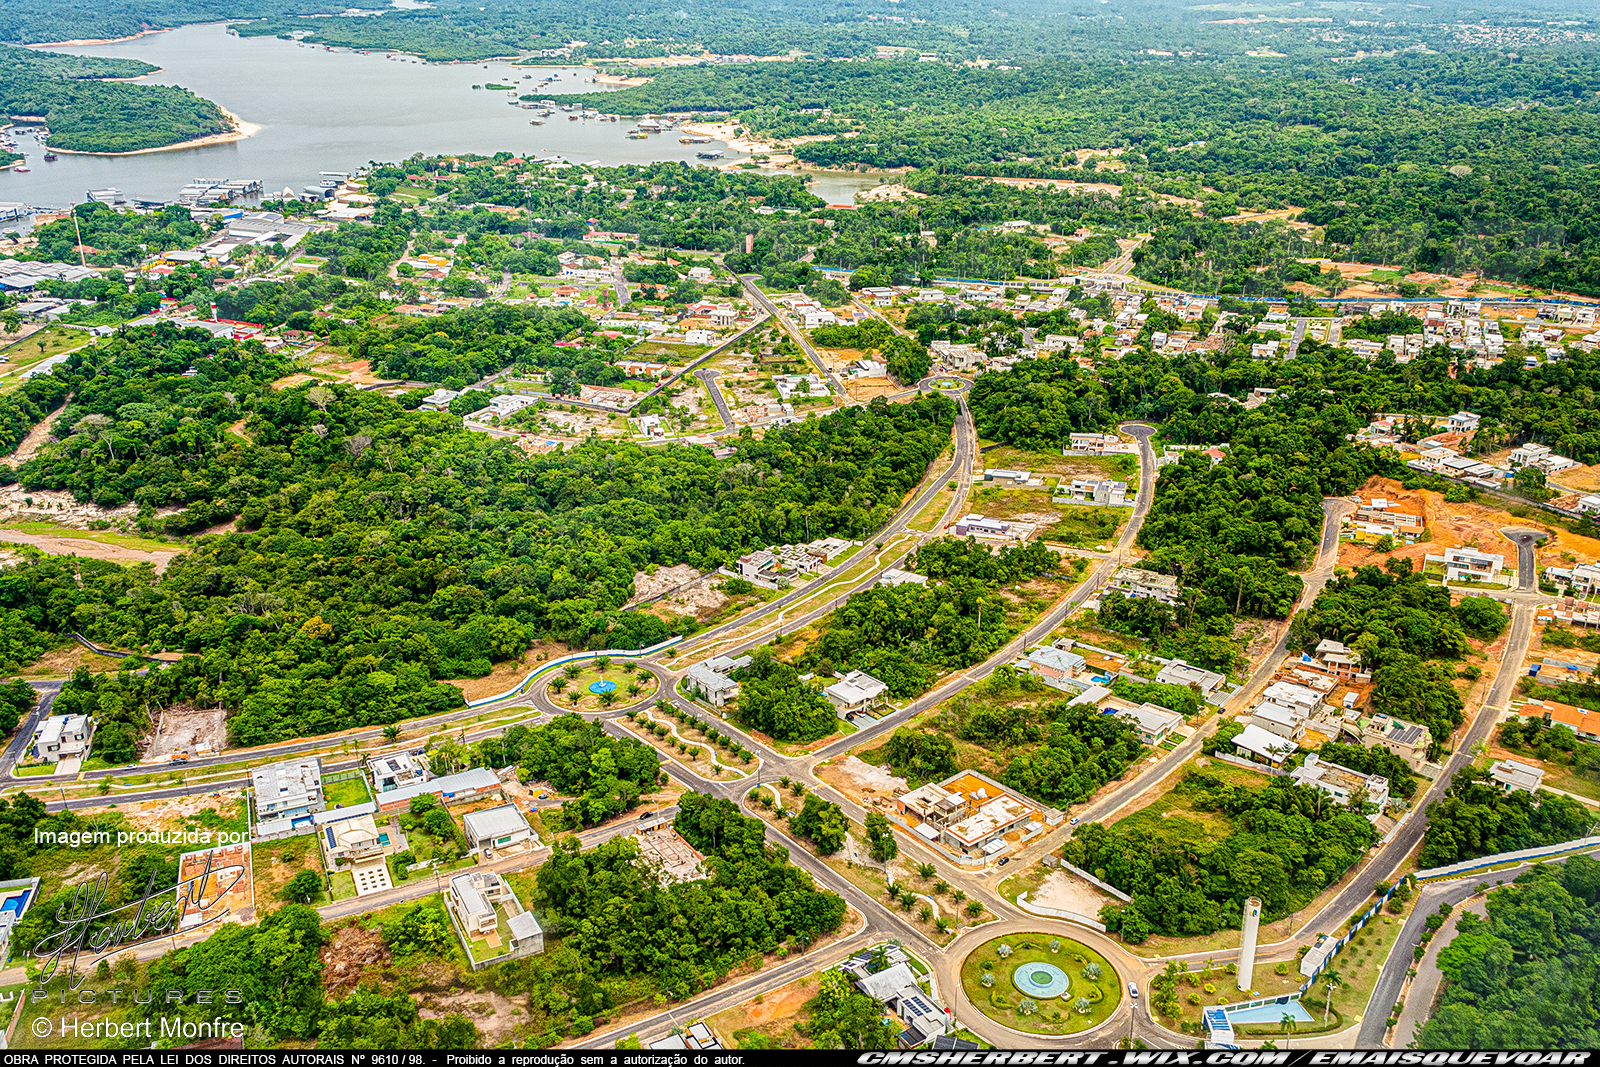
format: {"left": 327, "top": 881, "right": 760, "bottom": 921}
{"left": 382, "top": 724, "right": 401, "bottom": 741}
{"left": 1281, "top": 1014, "right": 1298, "bottom": 1049}
{"left": 627, "top": 682, "right": 642, "bottom": 697}
{"left": 567, "top": 691, "right": 581, "bottom": 705}
{"left": 1321, "top": 970, "right": 1342, "bottom": 1023}
{"left": 917, "top": 862, "right": 936, "bottom": 880}
{"left": 551, "top": 677, "right": 568, "bottom": 693}
{"left": 564, "top": 663, "right": 582, "bottom": 679}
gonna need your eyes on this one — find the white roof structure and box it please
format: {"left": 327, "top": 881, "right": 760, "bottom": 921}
{"left": 462, "top": 804, "right": 530, "bottom": 842}
{"left": 1232, "top": 724, "right": 1298, "bottom": 764}
{"left": 824, "top": 670, "right": 889, "bottom": 707}
{"left": 856, "top": 962, "right": 919, "bottom": 1002}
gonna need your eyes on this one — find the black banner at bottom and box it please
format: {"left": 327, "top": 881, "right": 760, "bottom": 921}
{"left": 0, "top": 1051, "right": 1591, "bottom": 1067}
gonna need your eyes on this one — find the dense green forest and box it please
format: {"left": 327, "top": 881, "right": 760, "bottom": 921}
{"left": 1418, "top": 858, "right": 1600, "bottom": 1049}
{"left": 1066, "top": 769, "right": 1378, "bottom": 941}
{"left": 556, "top": 51, "right": 1600, "bottom": 294}
{"left": 0, "top": 43, "right": 230, "bottom": 153}
{"left": 1419, "top": 765, "right": 1592, "bottom": 868}
{"left": 0, "top": 324, "right": 954, "bottom": 748}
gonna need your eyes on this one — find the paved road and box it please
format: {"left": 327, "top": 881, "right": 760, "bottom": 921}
{"left": 738, "top": 275, "right": 846, "bottom": 397}
{"left": 1502, "top": 527, "right": 1543, "bottom": 592}
{"left": 610, "top": 258, "right": 632, "bottom": 307}
{"left": 695, "top": 367, "right": 733, "bottom": 430}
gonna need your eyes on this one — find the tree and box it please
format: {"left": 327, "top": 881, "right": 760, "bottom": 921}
{"left": 806, "top": 969, "right": 895, "bottom": 1049}
{"left": 864, "top": 812, "right": 898, "bottom": 863}
{"left": 1281, "top": 1013, "right": 1298, "bottom": 1048}
{"left": 1321, "top": 969, "right": 1342, "bottom": 1022}
{"left": 281, "top": 869, "right": 323, "bottom": 903}
{"left": 791, "top": 794, "right": 848, "bottom": 854}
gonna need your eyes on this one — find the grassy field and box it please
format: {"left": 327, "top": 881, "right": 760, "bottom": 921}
{"left": 0, "top": 325, "right": 93, "bottom": 391}
{"left": 966, "top": 486, "right": 1127, "bottom": 547}
{"left": 324, "top": 773, "right": 373, "bottom": 809}
{"left": 980, "top": 445, "right": 1139, "bottom": 486}
{"left": 2, "top": 520, "right": 179, "bottom": 554}
{"left": 961, "top": 934, "right": 1122, "bottom": 1036}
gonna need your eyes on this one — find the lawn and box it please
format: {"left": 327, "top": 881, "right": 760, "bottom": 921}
{"left": 908, "top": 488, "right": 955, "bottom": 532}
{"left": 323, "top": 773, "right": 373, "bottom": 808}
{"left": 960, "top": 934, "right": 1122, "bottom": 1036}
{"left": 545, "top": 662, "right": 657, "bottom": 711}
{"left": 1042, "top": 503, "right": 1127, "bottom": 548}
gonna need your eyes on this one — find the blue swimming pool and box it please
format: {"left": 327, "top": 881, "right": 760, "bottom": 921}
{"left": 1224, "top": 1000, "right": 1314, "bottom": 1025}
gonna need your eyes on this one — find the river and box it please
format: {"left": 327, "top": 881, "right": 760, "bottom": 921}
{"left": 0, "top": 22, "right": 878, "bottom": 213}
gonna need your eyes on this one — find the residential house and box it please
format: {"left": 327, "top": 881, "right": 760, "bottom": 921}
{"left": 1489, "top": 759, "right": 1545, "bottom": 794}
{"left": 1444, "top": 412, "right": 1481, "bottom": 433}
{"left": 1109, "top": 701, "right": 1184, "bottom": 745}
{"left": 824, "top": 670, "right": 891, "bottom": 717}
{"left": 1509, "top": 442, "right": 1580, "bottom": 474}
{"left": 372, "top": 766, "right": 503, "bottom": 814}
{"left": 418, "top": 388, "right": 461, "bottom": 412}
{"left": 367, "top": 752, "right": 430, "bottom": 794}
{"left": 1065, "top": 432, "right": 1121, "bottom": 455}
{"left": 1429, "top": 546, "right": 1506, "bottom": 584}
{"left": 462, "top": 804, "right": 535, "bottom": 854}
{"left": 252, "top": 758, "right": 326, "bottom": 829}
{"left": 1250, "top": 702, "right": 1307, "bottom": 743}
{"left": 853, "top": 962, "right": 950, "bottom": 1048}
{"left": 895, "top": 772, "right": 1053, "bottom": 861}
{"left": 1546, "top": 562, "right": 1600, "bottom": 596}
{"left": 1232, "top": 723, "right": 1298, "bottom": 767}
{"left": 28, "top": 714, "right": 94, "bottom": 763}
{"left": 318, "top": 809, "right": 396, "bottom": 897}
{"left": 1260, "top": 680, "right": 1324, "bottom": 717}
{"left": 1301, "top": 638, "right": 1369, "bottom": 681}
{"left": 446, "top": 870, "right": 545, "bottom": 963}
{"left": 953, "top": 514, "right": 1013, "bottom": 539}
{"left": 1517, "top": 698, "right": 1600, "bottom": 743}
{"left": 1349, "top": 714, "right": 1429, "bottom": 770}
{"left": 1060, "top": 477, "right": 1129, "bottom": 507}
{"left": 1110, "top": 567, "right": 1179, "bottom": 604}
{"left": 649, "top": 1022, "right": 723, "bottom": 1051}
{"left": 1291, "top": 753, "right": 1391, "bottom": 812}
{"left": 1024, "top": 645, "right": 1088, "bottom": 691}
{"left": 1155, "top": 660, "right": 1225, "bottom": 695}
{"left": 684, "top": 663, "right": 740, "bottom": 707}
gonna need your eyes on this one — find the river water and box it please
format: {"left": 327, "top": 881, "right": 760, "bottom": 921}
{"left": 0, "top": 22, "right": 878, "bottom": 213}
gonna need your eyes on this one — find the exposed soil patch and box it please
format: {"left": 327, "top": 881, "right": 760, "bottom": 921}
{"left": 321, "top": 921, "right": 394, "bottom": 998}
{"left": 16, "top": 642, "right": 126, "bottom": 679}
{"left": 1031, "top": 869, "right": 1116, "bottom": 918}
{"left": 120, "top": 789, "right": 247, "bottom": 831}
{"left": 445, "top": 641, "right": 571, "bottom": 701}
{"left": 0, "top": 527, "right": 182, "bottom": 570}
{"left": 145, "top": 704, "right": 229, "bottom": 763}
{"left": 630, "top": 563, "right": 703, "bottom": 603}
{"left": 843, "top": 377, "right": 906, "bottom": 402}
{"left": 2, "top": 401, "right": 68, "bottom": 467}
{"left": 419, "top": 989, "right": 527, "bottom": 1046}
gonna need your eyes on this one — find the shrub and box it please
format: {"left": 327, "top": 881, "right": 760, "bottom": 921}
{"left": 981, "top": 973, "right": 995, "bottom": 988}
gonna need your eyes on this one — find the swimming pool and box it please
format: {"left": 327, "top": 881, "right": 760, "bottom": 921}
{"left": 1224, "top": 999, "right": 1314, "bottom": 1025}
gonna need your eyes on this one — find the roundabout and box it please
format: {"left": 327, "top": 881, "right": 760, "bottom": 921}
{"left": 960, "top": 933, "right": 1122, "bottom": 1037}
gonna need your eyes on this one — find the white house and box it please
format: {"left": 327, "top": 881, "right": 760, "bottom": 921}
{"left": 1489, "top": 758, "right": 1544, "bottom": 794}
{"left": 684, "top": 663, "right": 740, "bottom": 707}
{"left": 462, "top": 804, "right": 534, "bottom": 854}
{"left": 824, "top": 670, "right": 890, "bottom": 716}
{"left": 1430, "top": 546, "right": 1505, "bottom": 584}
{"left": 28, "top": 714, "right": 94, "bottom": 763}
{"left": 1291, "top": 752, "right": 1391, "bottom": 812}
{"left": 367, "top": 752, "right": 431, "bottom": 794}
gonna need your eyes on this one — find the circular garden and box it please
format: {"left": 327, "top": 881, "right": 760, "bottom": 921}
{"left": 543, "top": 660, "right": 657, "bottom": 711}
{"left": 961, "top": 934, "right": 1121, "bottom": 1036}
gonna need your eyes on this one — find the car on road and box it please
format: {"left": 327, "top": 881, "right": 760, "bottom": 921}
{"left": 1128, "top": 982, "right": 1139, "bottom": 999}
{"left": 1070, "top": 816, "right": 1079, "bottom": 826}
{"left": 997, "top": 856, "right": 1010, "bottom": 866}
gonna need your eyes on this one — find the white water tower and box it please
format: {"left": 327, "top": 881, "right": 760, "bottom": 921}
{"left": 1238, "top": 897, "right": 1262, "bottom": 993}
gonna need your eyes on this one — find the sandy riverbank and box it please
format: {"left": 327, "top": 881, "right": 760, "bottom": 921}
{"left": 680, "top": 120, "right": 784, "bottom": 156}
{"left": 48, "top": 105, "right": 261, "bottom": 157}
{"left": 595, "top": 72, "right": 651, "bottom": 87}
{"left": 28, "top": 28, "right": 172, "bottom": 47}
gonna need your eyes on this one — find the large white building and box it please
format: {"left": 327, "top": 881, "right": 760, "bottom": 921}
{"left": 252, "top": 757, "right": 326, "bottom": 832}
{"left": 28, "top": 714, "right": 94, "bottom": 763}
{"left": 823, "top": 670, "right": 890, "bottom": 717}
